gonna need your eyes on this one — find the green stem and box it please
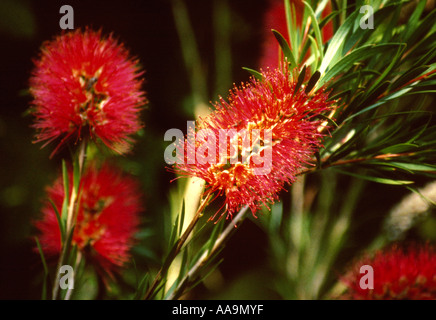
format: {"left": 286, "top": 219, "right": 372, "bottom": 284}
{"left": 64, "top": 251, "right": 82, "bottom": 300}
{"left": 143, "top": 186, "right": 209, "bottom": 300}
{"left": 52, "top": 139, "right": 87, "bottom": 300}
{"left": 166, "top": 205, "right": 249, "bottom": 300}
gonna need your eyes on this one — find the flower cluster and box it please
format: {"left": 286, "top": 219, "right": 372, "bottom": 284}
{"left": 340, "top": 244, "right": 436, "bottom": 300}
{"left": 31, "top": 29, "right": 145, "bottom": 279}
{"left": 174, "top": 67, "right": 333, "bottom": 218}
{"left": 29, "top": 28, "right": 146, "bottom": 156}
{"left": 35, "top": 163, "right": 142, "bottom": 276}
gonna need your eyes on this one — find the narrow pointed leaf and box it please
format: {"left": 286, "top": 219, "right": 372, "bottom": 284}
{"left": 48, "top": 198, "right": 65, "bottom": 245}
{"left": 35, "top": 236, "right": 49, "bottom": 300}
{"left": 332, "top": 168, "right": 414, "bottom": 185}
{"left": 305, "top": 71, "right": 321, "bottom": 93}
{"left": 303, "top": 1, "right": 323, "bottom": 62}
{"left": 242, "top": 67, "right": 263, "bottom": 81}
{"left": 272, "top": 29, "right": 297, "bottom": 69}
{"left": 294, "top": 65, "right": 307, "bottom": 96}
{"left": 319, "top": 10, "right": 358, "bottom": 75}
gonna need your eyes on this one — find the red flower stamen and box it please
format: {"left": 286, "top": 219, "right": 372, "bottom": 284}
{"left": 34, "top": 163, "right": 143, "bottom": 277}
{"left": 29, "top": 28, "right": 146, "bottom": 156}
{"left": 340, "top": 244, "right": 436, "bottom": 300}
{"left": 173, "top": 66, "right": 334, "bottom": 219}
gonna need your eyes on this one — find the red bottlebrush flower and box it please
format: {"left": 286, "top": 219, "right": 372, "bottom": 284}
{"left": 173, "top": 67, "right": 333, "bottom": 218}
{"left": 34, "top": 163, "right": 142, "bottom": 276}
{"left": 340, "top": 244, "right": 436, "bottom": 300}
{"left": 259, "top": 0, "right": 333, "bottom": 69}
{"left": 29, "top": 28, "right": 146, "bottom": 156}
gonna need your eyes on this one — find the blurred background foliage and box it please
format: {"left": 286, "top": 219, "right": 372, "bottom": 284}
{"left": 0, "top": 0, "right": 435, "bottom": 300}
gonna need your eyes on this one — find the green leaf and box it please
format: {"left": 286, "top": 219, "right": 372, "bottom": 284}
{"left": 298, "top": 36, "right": 312, "bottom": 66}
{"left": 66, "top": 244, "right": 78, "bottom": 268}
{"left": 34, "top": 237, "right": 49, "bottom": 300}
{"left": 343, "top": 4, "right": 404, "bottom": 54}
{"left": 48, "top": 198, "right": 65, "bottom": 245}
{"left": 403, "top": 0, "right": 426, "bottom": 40}
{"left": 242, "top": 67, "right": 263, "bottom": 81}
{"left": 305, "top": 70, "right": 321, "bottom": 94}
{"left": 168, "top": 211, "right": 180, "bottom": 251}
{"left": 327, "top": 89, "right": 352, "bottom": 103}
{"left": 189, "top": 246, "right": 207, "bottom": 270}
{"left": 381, "top": 162, "right": 436, "bottom": 173}
{"left": 414, "top": 50, "right": 436, "bottom": 68}
{"left": 359, "top": 81, "right": 390, "bottom": 108}
{"left": 61, "top": 160, "right": 69, "bottom": 227}
{"left": 62, "top": 160, "right": 69, "bottom": 196}
{"left": 135, "top": 272, "right": 150, "bottom": 300}
{"left": 164, "top": 274, "right": 182, "bottom": 299}
{"left": 307, "top": 35, "right": 320, "bottom": 71}
{"left": 178, "top": 198, "right": 185, "bottom": 237}
{"left": 343, "top": 86, "right": 412, "bottom": 122}
{"left": 207, "top": 217, "right": 226, "bottom": 254}
{"left": 303, "top": 1, "right": 323, "bottom": 62}
{"left": 381, "top": 3, "right": 402, "bottom": 43}
{"left": 407, "top": 115, "right": 433, "bottom": 144}
{"left": 176, "top": 248, "right": 190, "bottom": 286}
{"left": 272, "top": 29, "right": 297, "bottom": 69}
{"left": 314, "top": 0, "right": 331, "bottom": 17}
{"left": 332, "top": 168, "right": 414, "bottom": 185}
{"left": 324, "top": 125, "right": 367, "bottom": 162}
{"left": 389, "top": 65, "right": 430, "bottom": 92}
{"left": 405, "top": 90, "right": 436, "bottom": 96}
{"left": 365, "top": 44, "right": 405, "bottom": 95}
{"left": 404, "top": 33, "right": 436, "bottom": 64}
{"left": 133, "top": 259, "right": 150, "bottom": 300}
{"left": 379, "top": 143, "right": 418, "bottom": 154}
{"left": 406, "top": 8, "right": 436, "bottom": 48}
{"left": 73, "top": 157, "right": 80, "bottom": 195}
{"left": 185, "top": 258, "right": 224, "bottom": 297}
{"left": 319, "top": 10, "right": 358, "bottom": 75}
{"left": 321, "top": 43, "right": 403, "bottom": 87}
{"left": 284, "top": 0, "right": 298, "bottom": 65}
{"left": 294, "top": 65, "right": 307, "bottom": 96}
{"left": 64, "top": 225, "right": 76, "bottom": 254}
{"left": 328, "top": 69, "right": 381, "bottom": 91}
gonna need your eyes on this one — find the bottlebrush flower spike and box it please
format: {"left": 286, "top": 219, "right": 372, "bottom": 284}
{"left": 340, "top": 244, "right": 436, "bottom": 300}
{"left": 173, "top": 67, "right": 333, "bottom": 219}
{"left": 34, "top": 163, "right": 142, "bottom": 276}
{"left": 29, "top": 28, "right": 146, "bottom": 156}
